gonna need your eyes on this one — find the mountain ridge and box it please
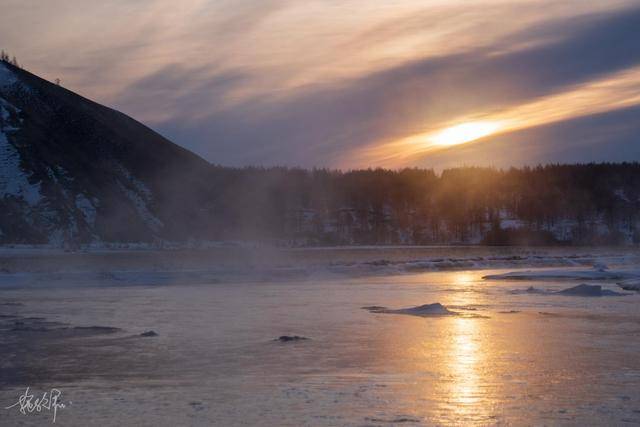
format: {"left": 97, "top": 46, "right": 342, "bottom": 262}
{"left": 0, "top": 59, "right": 213, "bottom": 244}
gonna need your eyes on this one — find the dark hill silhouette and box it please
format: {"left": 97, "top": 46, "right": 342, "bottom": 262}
{"left": 0, "top": 59, "right": 212, "bottom": 243}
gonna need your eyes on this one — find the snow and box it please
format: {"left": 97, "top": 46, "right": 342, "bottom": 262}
{"left": 0, "top": 91, "right": 42, "bottom": 206}
{"left": 0, "top": 124, "right": 42, "bottom": 206}
{"left": 0, "top": 99, "right": 15, "bottom": 121}
{"left": 557, "top": 284, "right": 625, "bottom": 297}
{"left": 391, "top": 303, "right": 455, "bottom": 316}
{"left": 0, "top": 62, "right": 18, "bottom": 87}
{"left": 618, "top": 279, "right": 640, "bottom": 291}
{"left": 75, "top": 193, "right": 97, "bottom": 226}
{"left": 483, "top": 268, "right": 639, "bottom": 281}
{"left": 115, "top": 163, "right": 152, "bottom": 199}
{"left": 614, "top": 188, "right": 630, "bottom": 202}
{"left": 117, "top": 181, "right": 163, "bottom": 232}
{"left": 509, "top": 283, "right": 628, "bottom": 296}
{"left": 115, "top": 163, "right": 163, "bottom": 232}
{"left": 0, "top": 94, "right": 41, "bottom": 206}
{"left": 593, "top": 262, "right": 609, "bottom": 272}
{"left": 0, "top": 97, "right": 21, "bottom": 124}
{"left": 364, "top": 302, "right": 455, "bottom": 316}
{"left": 500, "top": 218, "right": 526, "bottom": 229}
{"left": 509, "top": 286, "right": 549, "bottom": 295}
{"left": 286, "top": 202, "right": 640, "bottom": 245}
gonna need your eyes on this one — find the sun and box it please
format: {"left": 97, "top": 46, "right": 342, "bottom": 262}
{"left": 430, "top": 121, "right": 502, "bottom": 147}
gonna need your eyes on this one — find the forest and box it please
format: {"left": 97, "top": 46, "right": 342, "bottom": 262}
{"left": 201, "top": 163, "right": 640, "bottom": 246}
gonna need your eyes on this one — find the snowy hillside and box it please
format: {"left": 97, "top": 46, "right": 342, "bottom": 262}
{"left": 0, "top": 60, "right": 212, "bottom": 245}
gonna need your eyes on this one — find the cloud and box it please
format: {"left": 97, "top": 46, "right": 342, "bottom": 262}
{"left": 362, "top": 64, "right": 640, "bottom": 166}
{"left": 414, "top": 104, "right": 640, "bottom": 169}
{"left": 119, "top": 3, "right": 640, "bottom": 167}
{"left": 2, "top": 0, "right": 640, "bottom": 167}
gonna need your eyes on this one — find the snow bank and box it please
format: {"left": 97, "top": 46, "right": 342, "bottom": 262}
{"left": 363, "top": 303, "right": 455, "bottom": 317}
{"left": 509, "top": 286, "right": 549, "bottom": 295}
{"left": 556, "top": 284, "right": 625, "bottom": 297}
{"left": 484, "top": 268, "right": 638, "bottom": 281}
{"left": 509, "top": 283, "right": 628, "bottom": 296}
{"left": 618, "top": 279, "right": 640, "bottom": 291}
{"left": 593, "top": 262, "right": 609, "bottom": 272}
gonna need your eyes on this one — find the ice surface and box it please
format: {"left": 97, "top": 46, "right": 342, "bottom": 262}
{"left": 1, "top": 247, "right": 640, "bottom": 288}
{"left": 2, "top": 248, "right": 640, "bottom": 425}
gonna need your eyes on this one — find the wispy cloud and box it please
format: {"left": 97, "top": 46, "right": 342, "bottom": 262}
{"left": 1, "top": 0, "right": 639, "bottom": 167}
{"left": 359, "top": 65, "right": 640, "bottom": 167}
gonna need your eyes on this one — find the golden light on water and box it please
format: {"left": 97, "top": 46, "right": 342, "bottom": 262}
{"left": 431, "top": 121, "right": 503, "bottom": 147}
{"left": 443, "top": 271, "right": 491, "bottom": 421}
{"left": 451, "top": 271, "right": 477, "bottom": 287}
{"left": 449, "top": 317, "right": 481, "bottom": 408}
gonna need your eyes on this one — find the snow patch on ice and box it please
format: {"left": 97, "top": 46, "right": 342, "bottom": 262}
{"left": 510, "top": 283, "right": 628, "bottom": 296}
{"left": 509, "top": 286, "right": 549, "bottom": 295}
{"left": 364, "top": 302, "right": 455, "bottom": 317}
{"left": 593, "top": 262, "right": 609, "bottom": 272}
{"left": 556, "top": 284, "right": 625, "bottom": 297}
{"left": 617, "top": 279, "right": 640, "bottom": 291}
{"left": 484, "top": 268, "right": 638, "bottom": 281}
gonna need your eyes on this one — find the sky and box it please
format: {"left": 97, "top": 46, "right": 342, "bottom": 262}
{"left": 2, "top": 0, "right": 640, "bottom": 169}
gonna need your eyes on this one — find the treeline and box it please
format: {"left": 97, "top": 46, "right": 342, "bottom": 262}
{"left": 200, "top": 163, "right": 640, "bottom": 246}
{"left": 0, "top": 50, "right": 21, "bottom": 68}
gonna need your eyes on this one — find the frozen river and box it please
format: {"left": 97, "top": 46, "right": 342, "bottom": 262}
{"left": 1, "top": 246, "right": 639, "bottom": 426}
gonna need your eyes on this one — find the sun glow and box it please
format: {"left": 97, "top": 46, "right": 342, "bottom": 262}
{"left": 431, "top": 121, "right": 503, "bottom": 147}
{"left": 351, "top": 65, "right": 640, "bottom": 168}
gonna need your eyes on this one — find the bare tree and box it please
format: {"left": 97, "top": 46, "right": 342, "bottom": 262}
{"left": 0, "top": 51, "right": 20, "bottom": 68}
